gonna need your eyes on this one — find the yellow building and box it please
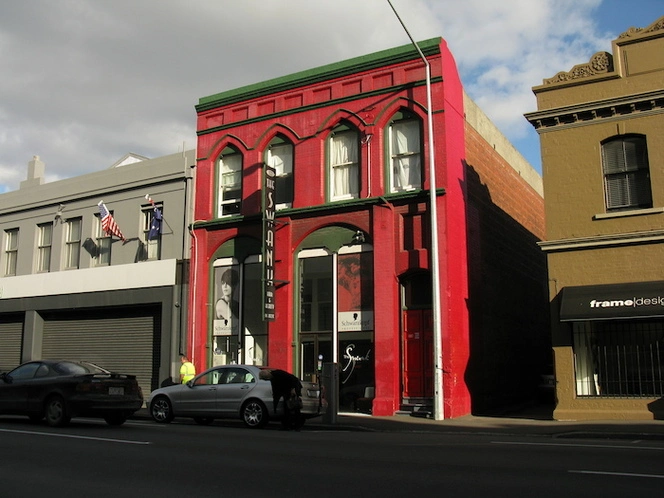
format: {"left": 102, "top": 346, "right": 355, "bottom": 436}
{"left": 526, "top": 16, "right": 664, "bottom": 420}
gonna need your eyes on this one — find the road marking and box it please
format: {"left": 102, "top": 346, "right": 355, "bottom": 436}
{"left": 0, "top": 427, "right": 151, "bottom": 445}
{"left": 492, "top": 441, "right": 664, "bottom": 451}
{"left": 569, "top": 470, "right": 664, "bottom": 479}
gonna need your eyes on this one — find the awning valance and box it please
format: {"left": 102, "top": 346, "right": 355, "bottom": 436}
{"left": 559, "top": 281, "right": 664, "bottom": 321}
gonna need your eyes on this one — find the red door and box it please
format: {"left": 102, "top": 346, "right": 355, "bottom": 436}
{"left": 402, "top": 309, "right": 433, "bottom": 398}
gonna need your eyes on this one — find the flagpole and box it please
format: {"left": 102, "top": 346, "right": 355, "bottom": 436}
{"left": 387, "top": 0, "right": 444, "bottom": 420}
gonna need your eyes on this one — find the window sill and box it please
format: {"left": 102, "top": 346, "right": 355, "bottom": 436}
{"left": 593, "top": 207, "right": 664, "bottom": 220}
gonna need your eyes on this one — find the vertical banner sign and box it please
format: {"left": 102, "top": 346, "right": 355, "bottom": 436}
{"left": 263, "top": 164, "right": 276, "bottom": 321}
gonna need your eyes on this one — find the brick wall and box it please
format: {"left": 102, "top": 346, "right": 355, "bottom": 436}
{"left": 463, "top": 122, "right": 551, "bottom": 413}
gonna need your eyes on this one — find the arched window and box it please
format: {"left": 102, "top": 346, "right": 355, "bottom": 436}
{"left": 266, "top": 137, "right": 294, "bottom": 209}
{"left": 388, "top": 111, "right": 422, "bottom": 192}
{"left": 601, "top": 135, "right": 652, "bottom": 211}
{"left": 328, "top": 124, "right": 359, "bottom": 201}
{"left": 217, "top": 146, "right": 242, "bottom": 217}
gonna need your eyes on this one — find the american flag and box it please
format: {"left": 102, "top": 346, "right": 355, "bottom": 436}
{"left": 98, "top": 201, "right": 125, "bottom": 241}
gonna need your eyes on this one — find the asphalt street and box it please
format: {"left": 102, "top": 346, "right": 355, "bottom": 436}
{"left": 1, "top": 409, "right": 663, "bottom": 498}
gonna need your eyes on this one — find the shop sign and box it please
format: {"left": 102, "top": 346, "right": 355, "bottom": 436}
{"left": 263, "top": 164, "right": 276, "bottom": 321}
{"left": 560, "top": 281, "right": 664, "bottom": 321}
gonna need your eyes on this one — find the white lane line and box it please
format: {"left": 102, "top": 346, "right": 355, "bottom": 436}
{"left": 0, "top": 427, "right": 151, "bottom": 445}
{"left": 492, "top": 441, "right": 664, "bottom": 451}
{"left": 569, "top": 470, "right": 664, "bottom": 479}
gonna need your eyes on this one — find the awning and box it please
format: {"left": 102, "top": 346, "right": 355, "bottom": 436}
{"left": 559, "top": 281, "right": 664, "bottom": 321}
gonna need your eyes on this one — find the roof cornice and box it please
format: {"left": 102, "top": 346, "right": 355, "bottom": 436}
{"left": 196, "top": 38, "right": 442, "bottom": 112}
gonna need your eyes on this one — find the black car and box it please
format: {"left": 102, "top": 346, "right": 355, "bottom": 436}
{"left": 0, "top": 360, "right": 143, "bottom": 427}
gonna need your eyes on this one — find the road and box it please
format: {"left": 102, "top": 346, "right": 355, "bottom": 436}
{"left": 1, "top": 416, "right": 662, "bottom": 497}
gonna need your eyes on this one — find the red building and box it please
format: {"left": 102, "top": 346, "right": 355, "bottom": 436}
{"left": 189, "top": 38, "right": 548, "bottom": 418}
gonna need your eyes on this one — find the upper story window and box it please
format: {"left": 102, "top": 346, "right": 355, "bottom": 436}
{"left": 602, "top": 135, "right": 652, "bottom": 211}
{"left": 36, "top": 223, "right": 52, "bottom": 272}
{"left": 329, "top": 125, "right": 359, "bottom": 201}
{"left": 388, "top": 111, "right": 422, "bottom": 192}
{"left": 217, "top": 147, "right": 242, "bottom": 217}
{"left": 4, "top": 228, "right": 19, "bottom": 276}
{"left": 266, "top": 138, "right": 294, "bottom": 209}
{"left": 65, "top": 218, "right": 82, "bottom": 269}
{"left": 142, "top": 204, "right": 163, "bottom": 260}
{"left": 94, "top": 214, "right": 111, "bottom": 266}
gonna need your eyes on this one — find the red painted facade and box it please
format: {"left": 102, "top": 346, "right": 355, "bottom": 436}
{"left": 188, "top": 38, "right": 547, "bottom": 418}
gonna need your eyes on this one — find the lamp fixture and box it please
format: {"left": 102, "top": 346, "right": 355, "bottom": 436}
{"left": 352, "top": 230, "right": 366, "bottom": 245}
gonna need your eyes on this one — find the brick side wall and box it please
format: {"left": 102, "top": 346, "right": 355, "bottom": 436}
{"left": 464, "top": 123, "right": 551, "bottom": 413}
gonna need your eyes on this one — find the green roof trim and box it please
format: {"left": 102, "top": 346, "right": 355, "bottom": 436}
{"left": 196, "top": 38, "right": 442, "bottom": 112}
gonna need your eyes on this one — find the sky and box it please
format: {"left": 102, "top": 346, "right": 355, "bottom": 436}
{"left": 0, "top": 0, "right": 661, "bottom": 193}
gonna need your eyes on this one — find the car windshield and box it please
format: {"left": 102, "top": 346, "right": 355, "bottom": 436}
{"left": 53, "top": 361, "right": 110, "bottom": 375}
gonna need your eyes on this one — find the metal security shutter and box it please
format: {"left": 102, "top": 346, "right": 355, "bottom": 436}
{"left": 0, "top": 321, "right": 23, "bottom": 372}
{"left": 42, "top": 315, "right": 155, "bottom": 401}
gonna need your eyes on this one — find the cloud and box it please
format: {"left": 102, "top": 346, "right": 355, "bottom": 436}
{"left": 0, "top": 0, "right": 650, "bottom": 191}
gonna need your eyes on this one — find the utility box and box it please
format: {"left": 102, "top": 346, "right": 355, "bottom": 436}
{"left": 321, "top": 362, "right": 339, "bottom": 424}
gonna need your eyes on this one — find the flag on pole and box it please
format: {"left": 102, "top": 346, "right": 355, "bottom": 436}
{"left": 98, "top": 201, "right": 126, "bottom": 241}
{"left": 147, "top": 206, "right": 162, "bottom": 240}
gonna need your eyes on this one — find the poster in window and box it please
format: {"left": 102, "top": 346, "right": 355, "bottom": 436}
{"left": 214, "top": 264, "right": 240, "bottom": 336}
{"left": 337, "top": 252, "right": 374, "bottom": 331}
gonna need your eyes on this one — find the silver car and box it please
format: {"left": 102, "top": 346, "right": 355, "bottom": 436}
{"left": 147, "top": 365, "right": 325, "bottom": 428}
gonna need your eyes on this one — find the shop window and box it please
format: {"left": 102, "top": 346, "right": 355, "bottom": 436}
{"left": 388, "top": 111, "right": 422, "bottom": 192}
{"left": 212, "top": 256, "right": 267, "bottom": 366}
{"left": 4, "top": 228, "right": 19, "bottom": 276}
{"left": 300, "top": 253, "right": 333, "bottom": 333}
{"left": 328, "top": 125, "right": 359, "bottom": 201}
{"left": 64, "top": 218, "right": 81, "bottom": 269}
{"left": 298, "top": 244, "right": 375, "bottom": 410}
{"left": 573, "top": 320, "right": 664, "bottom": 397}
{"left": 266, "top": 138, "right": 293, "bottom": 209}
{"left": 602, "top": 135, "right": 652, "bottom": 211}
{"left": 217, "top": 148, "right": 242, "bottom": 217}
{"left": 36, "top": 223, "right": 52, "bottom": 272}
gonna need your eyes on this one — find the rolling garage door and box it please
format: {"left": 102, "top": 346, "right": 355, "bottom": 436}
{"left": 0, "top": 321, "right": 23, "bottom": 372}
{"left": 42, "top": 314, "right": 156, "bottom": 401}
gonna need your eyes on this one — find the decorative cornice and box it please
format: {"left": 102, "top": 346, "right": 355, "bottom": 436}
{"left": 618, "top": 15, "right": 664, "bottom": 39}
{"left": 543, "top": 52, "right": 613, "bottom": 85}
{"left": 524, "top": 89, "right": 664, "bottom": 131}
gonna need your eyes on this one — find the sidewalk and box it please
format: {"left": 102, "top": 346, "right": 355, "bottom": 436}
{"left": 133, "top": 403, "right": 664, "bottom": 440}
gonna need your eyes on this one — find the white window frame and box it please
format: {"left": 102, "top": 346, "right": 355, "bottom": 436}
{"left": 4, "top": 228, "right": 18, "bottom": 276}
{"left": 64, "top": 218, "right": 81, "bottom": 269}
{"left": 329, "top": 129, "right": 359, "bottom": 201}
{"left": 142, "top": 205, "right": 162, "bottom": 260}
{"left": 94, "top": 214, "right": 111, "bottom": 266}
{"left": 36, "top": 223, "right": 52, "bottom": 272}
{"left": 389, "top": 117, "right": 422, "bottom": 192}
{"left": 217, "top": 151, "right": 242, "bottom": 217}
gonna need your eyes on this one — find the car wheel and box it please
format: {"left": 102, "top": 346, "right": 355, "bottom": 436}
{"left": 150, "top": 395, "right": 174, "bottom": 423}
{"left": 193, "top": 417, "right": 214, "bottom": 425}
{"left": 241, "top": 399, "right": 268, "bottom": 428}
{"left": 45, "top": 395, "right": 71, "bottom": 427}
{"left": 104, "top": 413, "right": 128, "bottom": 426}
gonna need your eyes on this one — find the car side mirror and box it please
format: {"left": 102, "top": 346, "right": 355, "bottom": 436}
{"left": 0, "top": 372, "right": 11, "bottom": 384}
{"left": 186, "top": 380, "right": 194, "bottom": 388}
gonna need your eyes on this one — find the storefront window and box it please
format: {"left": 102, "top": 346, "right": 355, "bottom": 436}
{"left": 298, "top": 243, "right": 375, "bottom": 412}
{"left": 573, "top": 320, "right": 664, "bottom": 397}
{"left": 212, "top": 256, "right": 267, "bottom": 366}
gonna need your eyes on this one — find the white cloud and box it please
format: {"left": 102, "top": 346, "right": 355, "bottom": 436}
{"left": 0, "top": 0, "right": 658, "bottom": 191}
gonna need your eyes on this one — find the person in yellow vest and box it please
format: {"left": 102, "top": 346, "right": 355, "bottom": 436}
{"left": 179, "top": 356, "right": 196, "bottom": 384}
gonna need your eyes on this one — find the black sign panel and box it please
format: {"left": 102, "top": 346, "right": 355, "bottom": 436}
{"left": 263, "top": 164, "right": 276, "bottom": 321}
{"left": 559, "top": 281, "right": 664, "bottom": 321}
